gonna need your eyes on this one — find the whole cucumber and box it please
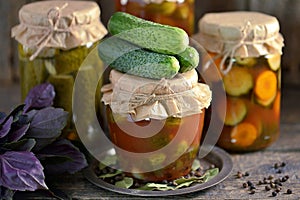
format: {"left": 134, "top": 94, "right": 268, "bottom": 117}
{"left": 98, "top": 37, "right": 180, "bottom": 79}
{"left": 107, "top": 12, "right": 189, "bottom": 55}
{"left": 176, "top": 46, "right": 199, "bottom": 73}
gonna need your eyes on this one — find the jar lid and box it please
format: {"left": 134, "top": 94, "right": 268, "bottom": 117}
{"left": 101, "top": 69, "right": 211, "bottom": 121}
{"left": 11, "top": 1, "right": 107, "bottom": 60}
{"left": 194, "top": 11, "right": 284, "bottom": 58}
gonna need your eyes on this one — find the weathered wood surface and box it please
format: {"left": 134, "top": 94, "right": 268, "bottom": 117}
{"left": 12, "top": 124, "right": 300, "bottom": 200}
{"left": 0, "top": 84, "right": 298, "bottom": 199}
{"left": 1, "top": 0, "right": 300, "bottom": 85}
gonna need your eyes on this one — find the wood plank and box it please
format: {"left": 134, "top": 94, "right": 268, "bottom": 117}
{"left": 14, "top": 130, "right": 300, "bottom": 199}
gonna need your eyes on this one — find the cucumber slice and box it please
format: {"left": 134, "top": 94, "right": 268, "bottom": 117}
{"left": 146, "top": 2, "right": 176, "bottom": 16}
{"left": 235, "top": 57, "right": 257, "bottom": 67}
{"left": 267, "top": 54, "right": 281, "bottom": 71}
{"left": 223, "top": 66, "right": 253, "bottom": 96}
{"left": 225, "top": 97, "right": 247, "bottom": 126}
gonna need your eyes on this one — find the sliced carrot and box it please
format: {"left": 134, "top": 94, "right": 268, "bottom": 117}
{"left": 273, "top": 91, "right": 281, "bottom": 120}
{"left": 230, "top": 122, "right": 258, "bottom": 147}
{"left": 224, "top": 97, "right": 247, "bottom": 126}
{"left": 254, "top": 70, "right": 277, "bottom": 101}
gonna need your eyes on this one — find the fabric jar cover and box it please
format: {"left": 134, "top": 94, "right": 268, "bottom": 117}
{"left": 11, "top": 0, "right": 107, "bottom": 60}
{"left": 193, "top": 11, "right": 284, "bottom": 74}
{"left": 101, "top": 69, "right": 212, "bottom": 121}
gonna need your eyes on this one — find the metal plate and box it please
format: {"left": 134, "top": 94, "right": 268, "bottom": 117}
{"left": 83, "top": 147, "right": 233, "bottom": 197}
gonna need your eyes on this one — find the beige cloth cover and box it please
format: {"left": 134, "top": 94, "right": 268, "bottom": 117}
{"left": 101, "top": 69, "right": 212, "bottom": 121}
{"left": 11, "top": 0, "right": 107, "bottom": 60}
{"left": 193, "top": 11, "right": 284, "bottom": 58}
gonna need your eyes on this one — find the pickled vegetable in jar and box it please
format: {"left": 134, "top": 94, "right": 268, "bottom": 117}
{"left": 115, "top": 0, "right": 194, "bottom": 35}
{"left": 101, "top": 69, "right": 211, "bottom": 181}
{"left": 11, "top": 1, "right": 107, "bottom": 139}
{"left": 194, "top": 12, "right": 284, "bottom": 152}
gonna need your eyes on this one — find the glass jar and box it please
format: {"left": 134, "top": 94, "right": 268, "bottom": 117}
{"left": 101, "top": 69, "right": 211, "bottom": 181}
{"left": 196, "top": 12, "right": 284, "bottom": 152}
{"left": 12, "top": 1, "right": 107, "bottom": 139}
{"left": 115, "top": 0, "right": 194, "bottom": 35}
{"left": 107, "top": 107, "right": 205, "bottom": 181}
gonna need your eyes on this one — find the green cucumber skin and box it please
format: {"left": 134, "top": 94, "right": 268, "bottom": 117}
{"left": 111, "top": 49, "right": 179, "bottom": 79}
{"left": 176, "top": 46, "right": 200, "bottom": 73}
{"left": 108, "top": 12, "right": 189, "bottom": 55}
{"left": 98, "top": 37, "right": 180, "bottom": 79}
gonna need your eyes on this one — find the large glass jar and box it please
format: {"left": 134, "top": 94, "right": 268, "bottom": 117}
{"left": 115, "top": 0, "right": 194, "bottom": 35}
{"left": 12, "top": 1, "right": 107, "bottom": 139}
{"left": 101, "top": 69, "right": 211, "bottom": 181}
{"left": 195, "top": 12, "right": 284, "bottom": 152}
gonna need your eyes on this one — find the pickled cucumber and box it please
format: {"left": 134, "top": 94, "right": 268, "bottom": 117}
{"left": 235, "top": 57, "right": 256, "bottom": 67}
{"left": 177, "top": 46, "right": 199, "bottom": 73}
{"left": 223, "top": 66, "right": 253, "bottom": 96}
{"left": 225, "top": 97, "right": 247, "bottom": 126}
{"left": 47, "top": 75, "right": 74, "bottom": 115}
{"left": 145, "top": 2, "right": 176, "bottom": 16}
{"left": 267, "top": 54, "right": 281, "bottom": 71}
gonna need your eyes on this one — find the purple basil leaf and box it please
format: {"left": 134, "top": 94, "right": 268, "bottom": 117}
{"left": 3, "top": 139, "right": 36, "bottom": 151}
{"left": 37, "top": 139, "right": 87, "bottom": 174}
{"left": 0, "top": 117, "right": 13, "bottom": 138}
{"left": 0, "top": 186, "right": 15, "bottom": 200}
{"left": 24, "top": 83, "right": 55, "bottom": 113}
{"left": 0, "top": 112, "right": 6, "bottom": 124}
{"left": 27, "top": 107, "right": 68, "bottom": 139}
{"left": 0, "top": 151, "right": 48, "bottom": 191}
{"left": 7, "top": 124, "right": 30, "bottom": 142}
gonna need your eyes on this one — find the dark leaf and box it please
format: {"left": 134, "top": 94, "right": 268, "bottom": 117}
{"left": 37, "top": 139, "right": 87, "bottom": 174}
{"left": 0, "top": 117, "right": 13, "bottom": 138}
{"left": 26, "top": 107, "right": 68, "bottom": 139}
{"left": 24, "top": 83, "right": 55, "bottom": 112}
{"left": 0, "top": 186, "right": 15, "bottom": 200}
{"left": 0, "top": 151, "right": 48, "bottom": 191}
{"left": 3, "top": 139, "right": 36, "bottom": 151}
{"left": 6, "top": 105, "right": 25, "bottom": 122}
{"left": 7, "top": 124, "right": 30, "bottom": 142}
{"left": 0, "top": 112, "right": 6, "bottom": 124}
{"left": 32, "top": 138, "right": 57, "bottom": 152}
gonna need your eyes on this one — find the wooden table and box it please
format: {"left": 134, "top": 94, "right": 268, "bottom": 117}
{"left": 1, "top": 84, "right": 300, "bottom": 200}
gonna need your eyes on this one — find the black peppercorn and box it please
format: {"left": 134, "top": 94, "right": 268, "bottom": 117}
{"left": 286, "top": 189, "right": 292, "bottom": 194}
{"left": 242, "top": 182, "right": 248, "bottom": 188}
{"left": 281, "top": 162, "right": 286, "bottom": 167}
{"left": 247, "top": 181, "right": 253, "bottom": 186}
{"left": 265, "top": 185, "right": 271, "bottom": 191}
{"left": 274, "top": 163, "right": 280, "bottom": 169}
{"left": 268, "top": 175, "right": 274, "bottom": 180}
{"left": 272, "top": 191, "right": 277, "bottom": 197}
{"left": 244, "top": 172, "right": 249, "bottom": 176}
{"left": 258, "top": 180, "right": 263, "bottom": 185}
{"left": 249, "top": 185, "right": 256, "bottom": 190}
{"left": 276, "top": 169, "right": 282, "bottom": 174}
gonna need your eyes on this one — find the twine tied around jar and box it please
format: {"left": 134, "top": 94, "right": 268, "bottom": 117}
{"left": 28, "top": 3, "right": 69, "bottom": 60}
{"left": 203, "top": 21, "right": 280, "bottom": 75}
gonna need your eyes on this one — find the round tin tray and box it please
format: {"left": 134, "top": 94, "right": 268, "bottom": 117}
{"left": 83, "top": 146, "right": 233, "bottom": 197}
